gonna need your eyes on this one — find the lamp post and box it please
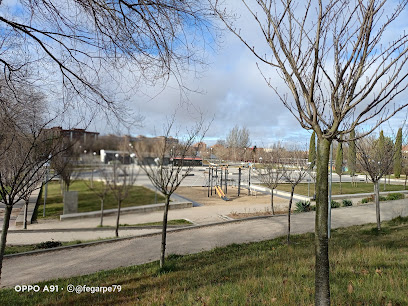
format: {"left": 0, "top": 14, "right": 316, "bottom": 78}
{"left": 43, "top": 157, "right": 51, "bottom": 217}
{"left": 210, "top": 147, "right": 213, "bottom": 163}
{"left": 91, "top": 152, "right": 96, "bottom": 187}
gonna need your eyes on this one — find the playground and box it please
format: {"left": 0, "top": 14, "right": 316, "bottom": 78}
{"left": 176, "top": 185, "right": 290, "bottom": 213}
{"left": 174, "top": 165, "right": 291, "bottom": 214}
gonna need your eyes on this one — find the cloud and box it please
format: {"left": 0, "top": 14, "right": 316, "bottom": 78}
{"left": 93, "top": 0, "right": 408, "bottom": 148}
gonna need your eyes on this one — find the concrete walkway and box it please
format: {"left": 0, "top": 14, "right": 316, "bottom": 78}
{"left": 2, "top": 199, "right": 408, "bottom": 288}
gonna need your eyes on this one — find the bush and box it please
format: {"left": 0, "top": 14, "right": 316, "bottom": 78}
{"left": 295, "top": 201, "right": 311, "bottom": 212}
{"left": 331, "top": 200, "right": 340, "bottom": 208}
{"left": 386, "top": 193, "right": 405, "bottom": 201}
{"left": 361, "top": 197, "right": 371, "bottom": 204}
{"left": 379, "top": 196, "right": 387, "bottom": 201}
{"left": 342, "top": 199, "right": 353, "bottom": 207}
{"left": 36, "top": 241, "right": 62, "bottom": 249}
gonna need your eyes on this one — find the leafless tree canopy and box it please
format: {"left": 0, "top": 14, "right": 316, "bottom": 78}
{"left": 356, "top": 134, "right": 394, "bottom": 182}
{"left": 0, "top": 80, "right": 52, "bottom": 203}
{"left": 0, "top": 0, "right": 216, "bottom": 116}
{"left": 135, "top": 118, "right": 208, "bottom": 195}
{"left": 214, "top": 0, "right": 408, "bottom": 140}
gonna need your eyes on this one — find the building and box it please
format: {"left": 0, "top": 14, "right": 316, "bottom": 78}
{"left": 47, "top": 127, "right": 99, "bottom": 143}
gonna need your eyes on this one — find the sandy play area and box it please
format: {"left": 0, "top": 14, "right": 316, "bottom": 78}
{"left": 176, "top": 186, "right": 291, "bottom": 214}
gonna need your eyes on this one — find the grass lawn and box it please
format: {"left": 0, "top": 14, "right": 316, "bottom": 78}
{"left": 1, "top": 217, "right": 408, "bottom": 304}
{"left": 4, "top": 238, "right": 116, "bottom": 256}
{"left": 38, "top": 180, "right": 166, "bottom": 219}
{"left": 276, "top": 181, "right": 406, "bottom": 196}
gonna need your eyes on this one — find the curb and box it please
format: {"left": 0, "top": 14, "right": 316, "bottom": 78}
{"left": 4, "top": 214, "right": 288, "bottom": 259}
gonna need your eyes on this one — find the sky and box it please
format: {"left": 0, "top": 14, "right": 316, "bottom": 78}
{"left": 91, "top": 1, "right": 314, "bottom": 148}
{"left": 87, "top": 0, "right": 408, "bottom": 149}
{"left": 3, "top": 0, "right": 406, "bottom": 148}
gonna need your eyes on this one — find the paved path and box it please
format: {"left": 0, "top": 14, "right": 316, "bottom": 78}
{"left": 2, "top": 199, "right": 408, "bottom": 288}
{"left": 2, "top": 190, "right": 289, "bottom": 244}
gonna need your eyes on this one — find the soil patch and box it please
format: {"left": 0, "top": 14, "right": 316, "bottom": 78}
{"left": 175, "top": 186, "right": 291, "bottom": 213}
{"left": 227, "top": 210, "right": 288, "bottom": 219}
{"left": 176, "top": 186, "right": 273, "bottom": 206}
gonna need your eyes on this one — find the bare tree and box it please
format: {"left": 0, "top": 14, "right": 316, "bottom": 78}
{"left": 213, "top": 1, "right": 408, "bottom": 303}
{"left": 20, "top": 171, "right": 45, "bottom": 230}
{"left": 255, "top": 149, "right": 285, "bottom": 214}
{"left": 0, "top": 81, "right": 65, "bottom": 284}
{"left": 0, "top": 1, "right": 216, "bottom": 121}
{"left": 282, "top": 152, "right": 307, "bottom": 243}
{"left": 51, "top": 141, "right": 80, "bottom": 193}
{"left": 134, "top": 117, "right": 209, "bottom": 268}
{"left": 105, "top": 163, "right": 137, "bottom": 237}
{"left": 85, "top": 167, "right": 110, "bottom": 227}
{"left": 226, "top": 125, "right": 251, "bottom": 161}
{"left": 356, "top": 133, "right": 394, "bottom": 231}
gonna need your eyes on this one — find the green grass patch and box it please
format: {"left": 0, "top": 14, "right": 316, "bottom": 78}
{"left": 38, "top": 180, "right": 166, "bottom": 219}
{"left": 4, "top": 238, "right": 117, "bottom": 255}
{"left": 2, "top": 217, "right": 408, "bottom": 304}
{"left": 276, "top": 181, "right": 406, "bottom": 196}
{"left": 361, "top": 193, "right": 406, "bottom": 204}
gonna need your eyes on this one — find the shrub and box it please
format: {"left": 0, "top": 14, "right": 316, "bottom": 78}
{"left": 361, "top": 197, "right": 371, "bottom": 204}
{"left": 342, "top": 199, "right": 353, "bottom": 207}
{"left": 331, "top": 200, "right": 340, "bottom": 208}
{"left": 295, "top": 201, "right": 311, "bottom": 212}
{"left": 386, "top": 193, "right": 405, "bottom": 201}
{"left": 36, "top": 241, "right": 62, "bottom": 249}
{"left": 379, "top": 196, "right": 387, "bottom": 201}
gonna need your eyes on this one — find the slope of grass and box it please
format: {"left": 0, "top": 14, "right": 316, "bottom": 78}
{"left": 4, "top": 238, "right": 116, "bottom": 255}
{"left": 1, "top": 217, "right": 408, "bottom": 304}
{"left": 38, "top": 180, "right": 166, "bottom": 219}
{"left": 276, "top": 181, "right": 406, "bottom": 196}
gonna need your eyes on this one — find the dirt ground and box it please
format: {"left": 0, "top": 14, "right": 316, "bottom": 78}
{"left": 176, "top": 186, "right": 290, "bottom": 212}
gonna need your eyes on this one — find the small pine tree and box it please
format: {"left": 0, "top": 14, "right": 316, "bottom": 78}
{"left": 394, "top": 127, "right": 403, "bottom": 178}
{"left": 308, "top": 131, "right": 316, "bottom": 169}
{"left": 379, "top": 130, "right": 385, "bottom": 154}
{"left": 335, "top": 142, "right": 343, "bottom": 194}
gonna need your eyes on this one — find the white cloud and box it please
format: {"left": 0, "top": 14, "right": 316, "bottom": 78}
{"left": 93, "top": 0, "right": 408, "bottom": 148}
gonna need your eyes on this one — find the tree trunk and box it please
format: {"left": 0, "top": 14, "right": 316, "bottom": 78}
{"left": 271, "top": 189, "right": 275, "bottom": 215}
{"left": 0, "top": 205, "right": 12, "bottom": 285}
{"left": 339, "top": 175, "right": 342, "bottom": 195}
{"left": 23, "top": 199, "right": 29, "bottom": 229}
{"left": 115, "top": 199, "right": 122, "bottom": 237}
{"left": 404, "top": 175, "right": 407, "bottom": 190}
{"left": 287, "top": 186, "right": 295, "bottom": 244}
{"left": 160, "top": 195, "right": 171, "bottom": 268}
{"left": 315, "top": 137, "right": 331, "bottom": 305}
{"left": 374, "top": 180, "right": 381, "bottom": 231}
{"left": 100, "top": 198, "right": 104, "bottom": 227}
